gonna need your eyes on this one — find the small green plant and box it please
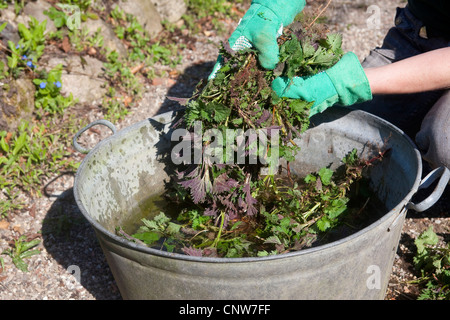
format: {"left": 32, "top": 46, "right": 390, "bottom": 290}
{"left": 33, "top": 64, "right": 75, "bottom": 116}
{"left": 5, "top": 17, "right": 46, "bottom": 78}
{"left": 44, "top": 1, "right": 98, "bottom": 29}
{"left": 2, "top": 235, "right": 40, "bottom": 272}
{"left": 45, "top": 1, "right": 103, "bottom": 50}
{"left": 184, "top": 0, "right": 245, "bottom": 32}
{"left": 413, "top": 226, "right": 450, "bottom": 300}
{"left": 14, "top": 17, "right": 47, "bottom": 62}
{"left": 110, "top": 6, "right": 182, "bottom": 68}
{"left": 102, "top": 88, "right": 129, "bottom": 123}
{"left": 182, "top": 0, "right": 249, "bottom": 33}
{"left": 99, "top": 5, "right": 186, "bottom": 119}
{"left": 75, "top": 26, "right": 104, "bottom": 50}
{"left": 0, "top": 0, "right": 8, "bottom": 9}
{"left": 45, "top": 5, "right": 78, "bottom": 30}
{"left": 186, "top": 0, "right": 234, "bottom": 18}
{"left": 59, "top": 0, "right": 93, "bottom": 13}
{"left": 103, "top": 50, "right": 142, "bottom": 97}
{"left": 0, "top": 118, "right": 80, "bottom": 217}
{"left": 0, "top": 0, "right": 25, "bottom": 15}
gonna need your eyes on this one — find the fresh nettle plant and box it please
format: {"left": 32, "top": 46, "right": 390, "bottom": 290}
{"left": 412, "top": 226, "right": 450, "bottom": 300}
{"left": 119, "top": 24, "right": 386, "bottom": 258}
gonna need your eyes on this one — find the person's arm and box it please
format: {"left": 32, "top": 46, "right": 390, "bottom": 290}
{"left": 365, "top": 47, "right": 450, "bottom": 94}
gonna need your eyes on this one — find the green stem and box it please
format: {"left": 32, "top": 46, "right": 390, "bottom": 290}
{"left": 302, "top": 202, "right": 321, "bottom": 220}
{"left": 212, "top": 211, "right": 225, "bottom": 248}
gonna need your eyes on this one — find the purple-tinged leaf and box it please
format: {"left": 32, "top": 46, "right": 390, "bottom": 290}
{"left": 222, "top": 41, "right": 236, "bottom": 56}
{"left": 204, "top": 201, "right": 218, "bottom": 217}
{"left": 167, "top": 96, "right": 190, "bottom": 106}
{"left": 182, "top": 246, "right": 203, "bottom": 257}
{"left": 242, "top": 179, "right": 258, "bottom": 216}
{"left": 212, "top": 173, "right": 230, "bottom": 194}
{"left": 255, "top": 109, "right": 271, "bottom": 126}
{"left": 180, "top": 175, "right": 205, "bottom": 204}
{"left": 218, "top": 195, "right": 238, "bottom": 217}
{"left": 264, "top": 125, "right": 282, "bottom": 137}
{"left": 213, "top": 173, "right": 239, "bottom": 194}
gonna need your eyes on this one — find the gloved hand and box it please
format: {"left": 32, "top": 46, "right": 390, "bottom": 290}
{"left": 272, "top": 52, "right": 373, "bottom": 117}
{"left": 209, "top": 0, "right": 306, "bottom": 79}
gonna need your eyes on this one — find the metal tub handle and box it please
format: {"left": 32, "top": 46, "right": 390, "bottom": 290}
{"left": 407, "top": 166, "right": 450, "bottom": 212}
{"left": 73, "top": 119, "right": 117, "bottom": 154}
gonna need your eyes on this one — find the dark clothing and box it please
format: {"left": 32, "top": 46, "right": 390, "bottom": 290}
{"left": 353, "top": 6, "right": 450, "bottom": 169}
{"left": 408, "top": 0, "right": 450, "bottom": 37}
{"left": 355, "top": 6, "right": 449, "bottom": 138}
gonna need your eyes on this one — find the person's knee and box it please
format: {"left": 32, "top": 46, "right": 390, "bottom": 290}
{"left": 416, "top": 91, "right": 450, "bottom": 169}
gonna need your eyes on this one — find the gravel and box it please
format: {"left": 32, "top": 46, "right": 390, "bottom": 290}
{"left": 1, "top": 0, "right": 448, "bottom": 300}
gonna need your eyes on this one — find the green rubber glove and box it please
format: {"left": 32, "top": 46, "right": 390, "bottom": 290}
{"left": 209, "top": 0, "right": 306, "bottom": 79}
{"left": 272, "top": 52, "right": 373, "bottom": 117}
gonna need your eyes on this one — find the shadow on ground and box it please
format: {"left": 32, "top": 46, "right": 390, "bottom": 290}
{"left": 41, "top": 176, "right": 122, "bottom": 299}
{"left": 155, "top": 61, "right": 215, "bottom": 115}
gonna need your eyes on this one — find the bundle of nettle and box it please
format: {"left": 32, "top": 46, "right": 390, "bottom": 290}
{"left": 119, "top": 24, "right": 385, "bottom": 257}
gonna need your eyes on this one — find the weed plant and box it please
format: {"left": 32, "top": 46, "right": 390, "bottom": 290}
{"left": 412, "top": 226, "right": 450, "bottom": 300}
{"left": 1, "top": 235, "right": 40, "bottom": 272}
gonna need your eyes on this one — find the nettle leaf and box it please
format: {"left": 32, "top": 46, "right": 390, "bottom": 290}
{"left": 325, "top": 198, "right": 349, "bottom": 219}
{"left": 232, "top": 118, "right": 243, "bottom": 126}
{"left": 154, "top": 212, "right": 171, "bottom": 225}
{"left": 304, "top": 173, "right": 316, "bottom": 184}
{"left": 290, "top": 99, "right": 310, "bottom": 115}
{"left": 316, "top": 216, "right": 332, "bottom": 232}
{"left": 132, "top": 231, "right": 161, "bottom": 245}
{"left": 212, "top": 103, "right": 231, "bottom": 122}
{"left": 200, "top": 109, "right": 211, "bottom": 122}
{"left": 242, "top": 180, "right": 258, "bottom": 216}
{"left": 281, "top": 37, "right": 300, "bottom": 58}
{"left": 301, "top": 39, "right": 316, "bottom": 58}
{"left": 167, "top": 222, "right": 182, "bottom": 235}
{"left": 213, "top": 173, "right": 238, "bottom": 194}
{"left": 342, "top": 148, "right": 358, "bottom": 165}
{"left": 142, "top": 218, "right": 158, "bottom": 230}
{"left": 318, "top": 167, "right": 333, "bottom": 186}
{"left": 264, "top": 235, "right": 282, "bottom": 245}
{"left": 283, "top": 37, "right": 305, "bottom": 78}
{"left": 185, "top": 100, "right": 200, "bottom": 125}
{"left": 324, "top": 33, "right": 343, "bottom": 53}
{"left": 180, "top": 175, "right": 205, "bottom": 203}
{"left": 214, "top": 66, "right": 230, "bottom": 85}
{"left": 415, "top": 226, "right": 439, "bottom": 254}
{"left": 182, "top": 246, "right": 203, "bottom": 257}
{"left": 312, "top": 48, "right": 337, "bottom": 67}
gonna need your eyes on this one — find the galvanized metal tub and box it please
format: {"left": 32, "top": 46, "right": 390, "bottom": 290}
{"left": 73, "top": 107, "right": 449, "bottom": 300}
